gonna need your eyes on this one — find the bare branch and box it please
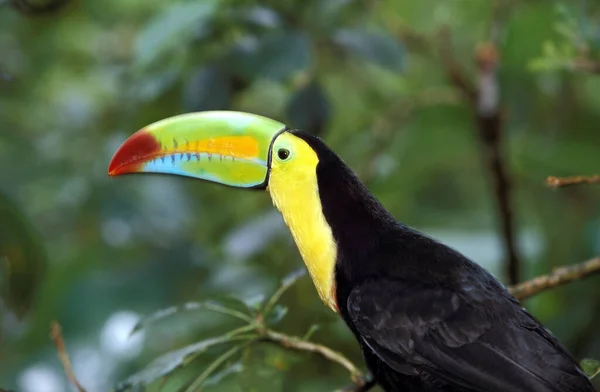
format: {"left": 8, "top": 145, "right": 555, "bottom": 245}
{"left": 50, "top": 321, "right": 87, "bottom": 392}
{"left": 547, "top": 175, "right": 600, "bottom": 188}
{"left": 572, "top": 58, "right": 600, "bottom": 74}
{"left": 262, "top": 329, "right": 362, "bottom": 379}
{"left": 438, "top": 29, "right": 521, "bottom": 285}
{"left": 261, "top": 328, "right": 376, "bottom": 390}
{"left": 509, "top": 257, "right": 600, "bottom": 301}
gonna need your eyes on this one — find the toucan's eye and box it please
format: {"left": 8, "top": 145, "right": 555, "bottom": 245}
{"left": 277, "top": 148, "right": 291, "bottom": 161}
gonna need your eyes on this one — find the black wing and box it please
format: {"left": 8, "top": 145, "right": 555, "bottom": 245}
{"left": 347, "top": 279, "right": 594, "bottom": 392}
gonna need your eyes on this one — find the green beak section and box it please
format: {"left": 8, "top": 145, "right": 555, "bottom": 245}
{"left": 108, "top": 111, "right": 286, "bottom": 188}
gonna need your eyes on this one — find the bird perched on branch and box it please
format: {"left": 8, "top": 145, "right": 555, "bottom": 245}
{"left": 109, "top": 111, "right": 594, "bottom": 392}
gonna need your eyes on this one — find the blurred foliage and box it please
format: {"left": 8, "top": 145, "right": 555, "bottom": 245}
{"left": 582, "top": 358, "right": 600, "bottom": 380}
{"left": 117, "top": 271, "right": 309, "bottom": 391}
{"left": 1, "top": 0, "right": 600, "bottom": 391}
{"left": 529, "top": 3, "right": 600, "bottom": 72}
{"left": 0, "top": 191, "right": 46, "bottom": 318}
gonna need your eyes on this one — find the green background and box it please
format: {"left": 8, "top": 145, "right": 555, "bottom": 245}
{"left": 1, "top": 0, "right": 599, "bottom": 391}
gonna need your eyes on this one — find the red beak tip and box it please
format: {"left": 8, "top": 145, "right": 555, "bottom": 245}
{"left": 107, "top": 129, "right": 161, "bottom": 177}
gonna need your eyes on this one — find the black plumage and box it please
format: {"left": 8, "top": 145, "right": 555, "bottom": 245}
{"left": 293, "top": 130, "right": 594, "bottom": 392}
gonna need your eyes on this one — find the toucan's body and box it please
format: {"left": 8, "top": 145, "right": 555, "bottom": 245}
{"left": 109, "top": 111, "right": 594, "bottom": 392}
{"left": 293, "top": 131, "right": 593, "bottom": 392}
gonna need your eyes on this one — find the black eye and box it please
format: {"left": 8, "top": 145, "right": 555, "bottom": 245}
{"left": 277, "top": 148, "right": 290, "bottom": 160}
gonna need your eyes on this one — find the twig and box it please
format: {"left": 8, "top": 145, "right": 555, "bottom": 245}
{"left": 50, "top": 321, "right": 87, "bottom": 392}
{"left": 438, "top": 29, "right": 521, "bottom": 285}
{"left": 572, "top": 58, "right": 600, "bottom": 74}
{"left": 262, "top": 329, "right": 362, "bottom": 379}
{"left": 547, "top": 175, "right": 600, "bottom": 188}
{"left": 261, "top": 329, "right": 373, "bottom": 391}
{"left": 509, "top": 257, "right": 600, "bottom": 301}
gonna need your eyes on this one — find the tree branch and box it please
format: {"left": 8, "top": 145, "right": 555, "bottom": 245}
{"left": 262, "top": 329, "right": 363, "bottom": 380}
{"left": 50, "top": 321, "right": 87, "bottom": 392}
{"left": 572, "top": 57, "right": 600, "bottom": 74}
{"left": 261, "top": 328, "right": 375, "bottom": 391}
{"left": 509, "top": 257, "right": 600, "bottom": 301}
{"left": 547, "top": 175, "right": 600, "bottom": 188}
{"left": 438, "top": 30, "right": 521, "bottom": 285}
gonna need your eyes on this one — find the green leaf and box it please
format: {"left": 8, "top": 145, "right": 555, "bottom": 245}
{"left": 134, "top": 1, "right": 218, "bottom": 67}
{"left": 333, "top": 29, "right": 405, "bottom": 72}
{"left": 229, "top": 32, "right": 311, "bottom": 81}
{"left": 263, "top": 268, "right": 306, "bottom": 315}
{"left": 131, "top": 300, "right": 253, "bottom": 336}
{"left": 580, "top": 358, "right": 600, "bottom": 380}
{"left": 0, "top": 192, "right": 46, "bottom": 318}
{"left": 286, "top": 79, "right": 331, "bottom": 136}
{"left": 116, "top": 330, "right": 255, "bottom": 391}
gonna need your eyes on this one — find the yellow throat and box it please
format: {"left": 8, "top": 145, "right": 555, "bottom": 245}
{"left": 267, "top": 132, "right": 338, "bottom": 312}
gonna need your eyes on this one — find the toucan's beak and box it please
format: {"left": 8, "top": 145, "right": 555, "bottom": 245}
{"left": 108, "top": 111, "right": 286, "bottom": 189}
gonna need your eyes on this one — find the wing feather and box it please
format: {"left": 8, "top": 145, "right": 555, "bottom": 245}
{"left": 347, "top": 279, "right": 593, "bottom": 392}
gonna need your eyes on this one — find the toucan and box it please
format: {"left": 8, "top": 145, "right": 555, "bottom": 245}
{"left": 108, "top": 111, "right": 595, "bottom": 392}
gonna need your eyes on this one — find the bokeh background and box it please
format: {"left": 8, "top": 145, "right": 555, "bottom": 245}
{"left": 1, "top": 0, "right": 600, "bottom": 391}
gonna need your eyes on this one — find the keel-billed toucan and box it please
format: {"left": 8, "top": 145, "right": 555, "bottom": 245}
{"left": 108, "top": 111, "right": 594, "bottom": 392}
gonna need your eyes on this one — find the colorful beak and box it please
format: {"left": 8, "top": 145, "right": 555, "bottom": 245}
{"left": 108, "top": 111, "right": 286, "bottom": 188}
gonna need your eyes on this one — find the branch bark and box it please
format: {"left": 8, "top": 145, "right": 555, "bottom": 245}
{"left": 509, "top": 257, "right": 600, "bottom": 301}
{"left": 547, "top": 175, "right": 600, "bottom": 188}
{"left": 50, "top": 321, "right": 87, "bottom": 392}
{"left": 262, "top": 329, "right": 362, "bottom": 378}
{"left": 261, "top": 329, "right": 374, "bottom": 392}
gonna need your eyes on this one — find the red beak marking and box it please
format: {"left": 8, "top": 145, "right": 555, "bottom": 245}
{"left": 108, "top": 130, "right": 161, "bottom": 176}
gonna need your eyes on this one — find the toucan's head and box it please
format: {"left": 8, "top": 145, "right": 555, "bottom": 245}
{"left": 108, "top": 111, "right": 320, "bottom": 194}
{"left": 109, "top": 111, "right": 339, "bottom": 310}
